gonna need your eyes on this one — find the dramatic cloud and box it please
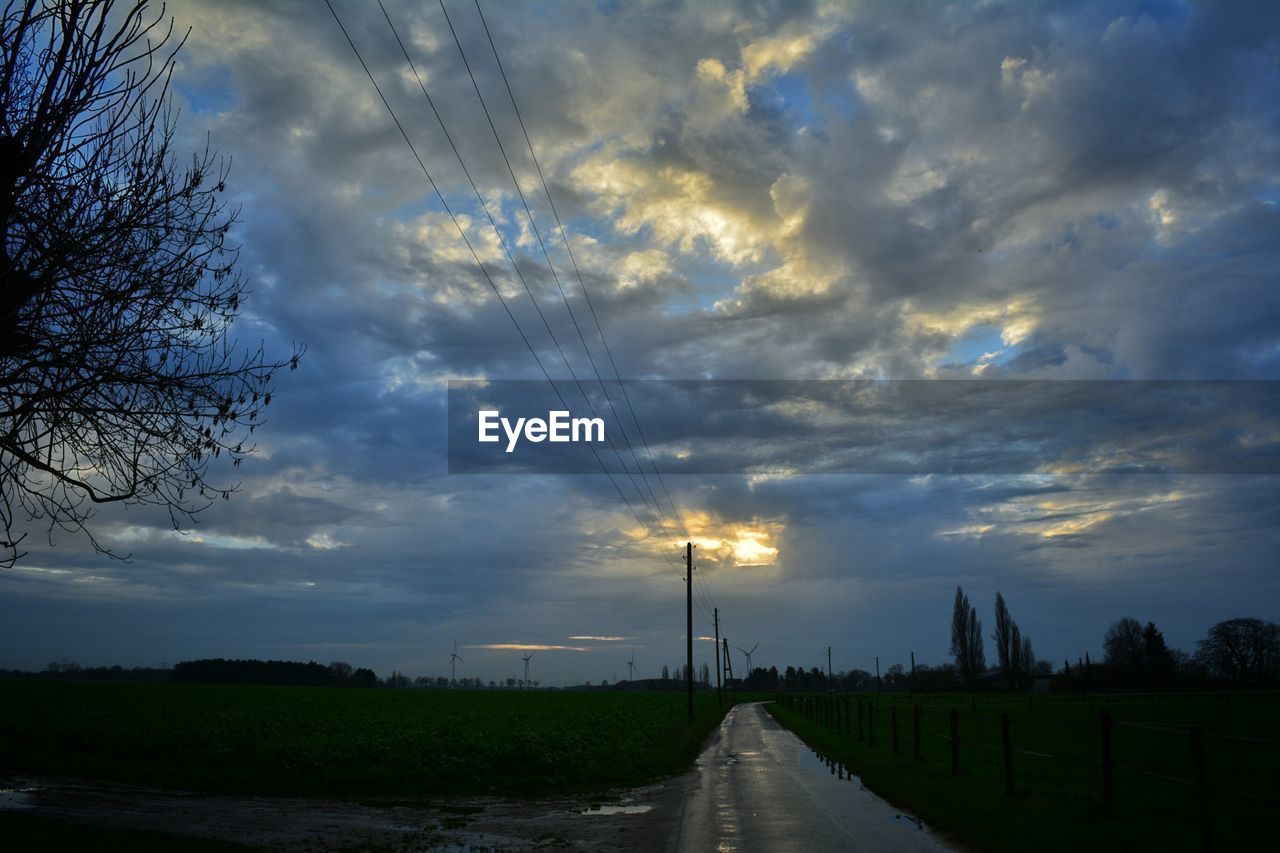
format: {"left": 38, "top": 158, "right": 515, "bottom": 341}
{"left": 2, "top": 0, "right": 1276, "bottom": 683}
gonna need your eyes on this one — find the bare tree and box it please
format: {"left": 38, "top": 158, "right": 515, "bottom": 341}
{"left": 1196, "top": 618, "right": 1280, "bottom": 686}
{"left": 950, "top": 585, "right": 985, "bottom": 686}
{"left": 0, "top": 0, "right": 300, "bottom": 566}
{"left": 1103, "top": 617, "right": 1146, "bottom": 669}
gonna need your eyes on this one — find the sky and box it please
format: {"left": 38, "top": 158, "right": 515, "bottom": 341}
{"left": 2, "top": 0, "right": 1278, "bottom": 685}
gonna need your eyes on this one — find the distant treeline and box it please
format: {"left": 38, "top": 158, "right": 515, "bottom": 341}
{"left": 172, "top": 658, "right": 378, "bottom": 687}
{"left": 0, "top": 664, "right": 172, "bottom": 683}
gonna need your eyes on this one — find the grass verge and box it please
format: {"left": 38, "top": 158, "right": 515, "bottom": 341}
{"left": 766, "top": 691, "right": 1276, "bottom": 852}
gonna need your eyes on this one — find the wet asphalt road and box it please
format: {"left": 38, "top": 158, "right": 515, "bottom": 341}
{"left": 670, "top": 702, "right": 955, "bottom": 853}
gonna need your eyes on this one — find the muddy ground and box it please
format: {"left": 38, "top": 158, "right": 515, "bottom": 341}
{"left": 0, "top": 771, "right": 692, "bottom": 851}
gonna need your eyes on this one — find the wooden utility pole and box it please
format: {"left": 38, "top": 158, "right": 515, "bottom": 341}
{"left": 723, "top": 637, "right": 735, "bottom": 692}
{"left": 714, "top": 608, "right": 722, "bottom": 704}
{"left": 686, "top": 541, "right": 694, "bottom": 723}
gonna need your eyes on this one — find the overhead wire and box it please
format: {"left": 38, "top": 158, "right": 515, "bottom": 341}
{"left": 430, "top": 0, "right": 683, "bottom": 559}
{"left": 471, "top": 0, "right": 693, "bottom": 547}
{"left": 372, "top": 0, "right": 690, "bottom": 591}
{"left": 464, "top": 0, "right": 721, "bottom": 617}
{"left": 323, "top": 0, "right": 685, "bottom": 584}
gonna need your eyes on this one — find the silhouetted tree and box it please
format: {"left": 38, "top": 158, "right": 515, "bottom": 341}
{"left": 1142, "top": 622, "right": 1176, "bottom": 684}
{"left": 989, "top": 593, "right": 1034, "bottom": 689}
{"left": 992, "top": 592, "right": 1016, "bottom": 687}
{"left": 1196, "top": 618, "right": 1280, "bottom": 686}
{"left": 1009, "top": 622, "right": 1024, "bottom": 688}
{"left": 1019, "top": 634, "right": 1035, "bottom": 688}
{"left": 173, "top": 658, "right": 376, "bottom": 687}
{"left": 1104, "top": 617, "right": 1146, "bottom": 669}
{"left": 950, "top": 586, "right": 985, "bottom": 687}
{"left": 0, "top": 0, "right": 301, "bottom": 566}
{"left": 327, "top": 661, "right": 353, "bottom": 686}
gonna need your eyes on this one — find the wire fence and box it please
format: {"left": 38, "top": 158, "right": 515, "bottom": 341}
{"left": 773, "top": 690, "right": 1280, "bottom": 850}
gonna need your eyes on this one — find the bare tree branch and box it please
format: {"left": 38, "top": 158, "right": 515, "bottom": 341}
{"left": 1, "top": 0, "right": 302, "bottom": 567}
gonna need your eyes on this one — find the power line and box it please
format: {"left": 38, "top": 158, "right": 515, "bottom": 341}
{"left": 468, "top": 0, "right": 718, "bottom": 618}
{"left": 374, "top": 2, "right": 680, "bottom": 575}
{"left": 472, "top": 0, "right": 693, "bottom": 547}
{"left": 323, "top": 0, "right": 678, "bottom": 580}
{"left": 432, "top": 0, "right": 682, "bottom": 557}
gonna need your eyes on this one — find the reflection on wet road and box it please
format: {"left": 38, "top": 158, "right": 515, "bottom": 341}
{"left": 671, "top": 702, "right": 954, "bottom": 852}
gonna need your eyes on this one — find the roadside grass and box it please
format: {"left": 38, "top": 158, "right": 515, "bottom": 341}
{"left": 766, "top": 691, "right": 1277, "bottom": 852}
{"left": 0, "top": 679, "right": 732, "bottom": 797}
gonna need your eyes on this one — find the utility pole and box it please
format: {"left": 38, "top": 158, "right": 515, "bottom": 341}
{"left": 714, "top": 608, "right": 722, "bottom": 704}
{"left": 876, "top": 656, "right": 881, "bottom": 690}
{"left": 686, "top": 541, "right": 694, "bottom": 723}
{"left": 723, "top": 638, "right": 735, "bottom": 694}
{"left": 827, "top": 646, "right": 833, "bottom": 684}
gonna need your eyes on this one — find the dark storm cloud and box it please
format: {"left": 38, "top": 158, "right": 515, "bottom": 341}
{"left": 448, "top": 379, "right": 1280, "bottom": 475}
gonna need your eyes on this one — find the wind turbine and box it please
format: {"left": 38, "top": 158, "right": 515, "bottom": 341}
{"left": 626, "top": 648, "right": 637, "bottom": 683}
{"left": 522, "top": 650, "right": 536, "bottom": 688}
{"left": 737, "top": 642, "right": 759, "bottom": 676}
{"left": 449, "top": 640, "right": 463, "bottom": 687}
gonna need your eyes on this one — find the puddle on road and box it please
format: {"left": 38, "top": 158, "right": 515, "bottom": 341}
{"left": 0, "top": 786, "right": 40, "bottom": 809}
{"left": 796, "top": 748, "right": 932, "bottom": 834}
{"left": 581, "top": 803, "right": 653, "bottom": 815}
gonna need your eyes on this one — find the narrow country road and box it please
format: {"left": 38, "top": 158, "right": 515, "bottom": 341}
{"left": 670, "top": 702, "right": 956, "bottom": 852}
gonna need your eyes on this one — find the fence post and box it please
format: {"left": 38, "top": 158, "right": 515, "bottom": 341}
{"left": 1001, "top": 712, "right": 1014, "bottom": 796}
{"left": 1100, "top": 708, "right": 1114, "bottom": 818}
{"left": 913, "top": 704, "right": 922, "bottom": 760}
{"left": 891, "top": 705, "right": 899, "bottom": 755}
{"left": 1189, "top": 727, "right": 1212, "bottom": 852}
{"left": 949, "top": 708, "right": 960, "bottom": 775}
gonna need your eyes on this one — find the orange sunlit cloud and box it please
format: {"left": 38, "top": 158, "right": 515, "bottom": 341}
{"left": 568, "top": 635, "right": 628, "bottom": 641}
{"left": 681, "top": 510, "right": 782, "bottom": 568}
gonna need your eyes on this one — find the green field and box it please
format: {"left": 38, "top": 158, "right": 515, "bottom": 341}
{"left": 0, "top": 680, "right": 730, "bottom": 796}
{"left": 768, "top": 691, "right": 1278, "bottom": 852}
